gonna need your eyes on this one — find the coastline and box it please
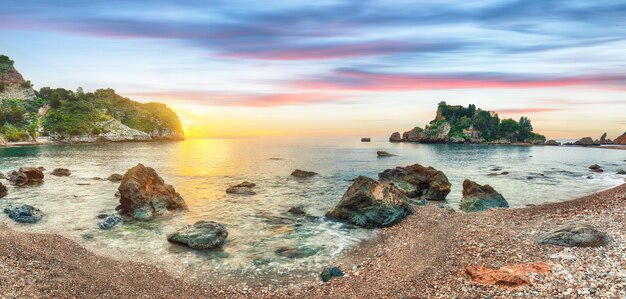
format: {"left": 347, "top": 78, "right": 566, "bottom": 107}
{"left": 1, "top": 183, "right": 624, "bottom": 298}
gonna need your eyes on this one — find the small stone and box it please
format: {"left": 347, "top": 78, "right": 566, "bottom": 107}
{"left": 98, "top": 214, "right": 123, "bottom": 229}
{"left": 320, "top": 266, "right": 344, "bottom": 282}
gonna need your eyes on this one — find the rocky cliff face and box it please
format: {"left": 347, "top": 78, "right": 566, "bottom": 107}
{"left": 50, "top": 119, "right": 152, "bottom": 143}
{"left": 0, "top": 55, "right": 35, "bottom": 101}
{"left": 401, "top": 121, "right": 451, "bottom": 143}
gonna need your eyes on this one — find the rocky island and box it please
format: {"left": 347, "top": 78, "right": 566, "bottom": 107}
{"left": 390, "top": 101, "right": 546, "bottom": 145}
{"left": 0, "top": 55, "right": 184, "bottom": 145}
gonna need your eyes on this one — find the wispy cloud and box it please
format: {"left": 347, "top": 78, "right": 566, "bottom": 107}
{"left": 126, "top": 91, "right": 345, "bottom": 107}
{"left": 494, "top": 108, "right": 562, "bottom": 114}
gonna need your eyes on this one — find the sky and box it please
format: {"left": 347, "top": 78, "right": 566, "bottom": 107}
{"left": 1, "top": 0, "right": 625, "bottom": 139}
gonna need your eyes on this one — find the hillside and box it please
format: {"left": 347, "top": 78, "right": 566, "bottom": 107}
{"left": 0, "top": 55, "right": 184, "bottom": 144}
{"left": 390, "top": 101, "right": 546, "bottom": 144}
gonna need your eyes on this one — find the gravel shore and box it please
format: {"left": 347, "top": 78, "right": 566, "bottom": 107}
{"left": 1, "top": 184, "right": 625, "bottom": 298}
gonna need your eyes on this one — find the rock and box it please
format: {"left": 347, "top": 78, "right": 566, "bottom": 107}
{"left": 226, "top": 181, "right": 256, "bottom": 195}
{"left": 618, "top": 169, "right": 626, "bottom": 175}
{"left": 500, "top": 171, "right": 509, "bottom": 175}
{"left": 96, "top": 213, "right": 110, "bottom": 219}
{"left": 544, "top": 139, "right": 560, "bottom": 146}
{"left": 7, "top": 170, "right": 28, "bottom": 186}
{"left": 487, "top": 173, "right": 498, "bottom": 177}
{"left": 275, "top": 246, "right": 320, "bottom": 258}
{"left": 291, "top": 169, "right": 317, "bottom": 178}
{"left": 598, "top": 132, "right": 614, "bottom": 144}
{"left": 574, "top": 137, "right": 594, "bottom": 146}
{"left": 614, "top": 133, "right": 626, "bottom": 145}
{"left": 459, "top": 179, "right": 509, "bottom": 212}
{"left": 535, "top": 222, "right": 609, "bottom": 247}
{"left": 376, "top": 151, "right": 395, "bottom": 157}
{"left": 51, "top": 168, "right": 71, "bottom": 176}
{"left": 98, "top": 214, "right": 123, "bottom": 229}
{"left": 591, "top": 168, "right": 604, "bottom": 173}
{"left": 107, "top": 173, "right": 123, "bottom": 182}
{"left": 360, "top": 137, "right": 371, "bottom": 142}
{"left": 403, "top": 122, "right": 452, "bottom": 143}
{"left": 326, "top": 176, "right": 413, "bottom": 228}
{"left": 0, "top": 182, "right": 7, "bottom": 198}
{"left": 449, "top": 136, "right": 465, "bottom": 143}
{"left": 378, "top": 164, "right": 451, "bottom": 201}
{"left": 0, "top": 172, "right": 5, "bottom": 180}
{"left": 167, "top": 220, "right": 228, "bottom": 249}
{"left": 92, "top": 177, "right": 103, "bottom": 180}
{"left": 402, "top": 127, "right": 423, "bottom": 142}
{"left": 4, "top": 204, "right": 43, "bottom": 223}
{"left": 465, "top": 262, "right": 550, "bottom": 287}
{"left": 288, "top": 206, "right": 306, "bottom": 216}
{"left": 588, "top": 164, "right": 601, "bottom": 170}
{"left": 18, "top": 167, "right": 44, "bottom": 183}
{"left": 389, "top": 132, "right": 402, "bottom": 142}
{"left": 320, "top": 266, "right": 344, "bottom": 282}
{"left": 117, "top": 164, "right": 187, "bottom": 220}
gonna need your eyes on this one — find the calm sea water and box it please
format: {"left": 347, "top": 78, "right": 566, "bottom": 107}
{"left": 0, "top": 137, "right": 624, "bottom": 283}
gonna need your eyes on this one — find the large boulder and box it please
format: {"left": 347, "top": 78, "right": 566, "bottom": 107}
{"left": 574, "top": 137, "right": 594, "bottom": 146}
{"left": 459, "top": 180, "right": 509, "bottom": 212}
{"left": 535, "top": 222, "right": 608, "bottom": 247}
{"left": 51, "top": 168, "right": 71, "bottom": 176}
{"left": 326, "top": 176, "right": 413, "bottom": 228}
{"left": 0, "top": 182, "right": 7, "bottom": 198}
{"left": 389, "top": 132, "right": 402, "bottom": 142}
{"left": 4, "top": 204, "right": 43, "bottom": 223}
{"left": 7, "top": 170, "right": 28, "bottom": 186}
{"left": 167, "top": 220, "right": 228, "bottom": 249}
{"left": 117, "top": 164, "right": 187, "bottom": 220}
{"left": 615, "top": 133, "right": 626, "bottom": 145}
{"left": 378, "top": 164, "right": 451, "bottom": 201}
{"left": 226, "top": 181, "right": 256, "bottom": 195}
{"left": 18, "top": 167, "right": 44, "bottom": 183}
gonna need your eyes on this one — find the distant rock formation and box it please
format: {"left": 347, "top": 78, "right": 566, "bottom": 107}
{"left": 544, "top": 140, "right": 560, "bottom": 146}
{"left": 574, "top": 137, "right": 594, "bottom": 146}
{"left": 614, "top": 133, "right": 626, "bottom": 145}
{"left": 0, "top": 55, "right": 35, "bottom": 101}
{"left": 361, "top": 137, "right": 371, "bottom": 142}
{"left": 389, "top": 132, "right": 402, "bottom": 142}
{"left": 291, "top": 169, "right": 317, "bottom": 178}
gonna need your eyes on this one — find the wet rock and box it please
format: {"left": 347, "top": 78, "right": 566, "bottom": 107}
{"left": 544, "top": 140, "right": 560, "bottom": 146}
{"left": 376, "top": 151, "right": 395, "bottom": 157}
{"left": 487, "top": 173, "right": 498, "bottom": 177}
{"left": 490, "top": 167, "right": 502, "bottom": 171}
{"left": 117, "top": 163, "right": 187, "bottom": 220}
{"left": 588, "top": 164, "right": 601, "bottom": 170}
{"left": 326, "top": 176, "right": 413, "bottom": 228}
{"left": 459, "top": 179, "right": 509, "bottom": 212}
{"left": 500, "top": 171, "right": 509, "bottom": 175}
{"left": 167, "top": 220, "right": 228, "bottom": 249}
{"left": 51, "top": 168, "right": 71, "bottom": 176}
{"left": 360, "top": 137, "right": 371, "bottom": 142}
{"left": 4, "top": 204, "right": 43, "bottom": 223}
{"left": 591, "top": 168, "right": 604, "bottom": 173}
{"left": 96, "top": 213, "right": 110, "bottom": 219}
{"left": 574, "top": 137, "right": 594, "bottom": 146}
{"left": 0, "top": 172, "right": 5, "bottom": 180}
{"left": 98, "top": 214, "right": 123, "bottom": 229}
{"left": 378, "top": 164, "right": 451, "bottom": 201}
{"left": 617, "top": 169, "right": 626, "bottom": 175}
{"left": 18, "top": 167, "right": 44, "bottom": 183}
{"left": 389, "top": 132, "right": 402, "bottom": 142}
{"left": 320, "top": 266, "right": 344, "bottom": 282}
{"left": 7, "top": 170, "right": 28, "bottom": 186}
{"left": 107, "top": 173, "right": 123, "bottom": 182}
{"left": 275, "top": 246, "right": 320, "bottom": 259}
{"left": 535, "top": 222, "right": 609, "bottom": 247}
{"left": 0, "top": 182, "right": 7, "bottom": 198}
{"left": 288, "top": 206, "right": 306, "bottom": 216}
{"left": 226, "top": 181, "right": 256, "bottom": 195}
{"left": 291, "top": 169, "right": 318, "bottom": 178}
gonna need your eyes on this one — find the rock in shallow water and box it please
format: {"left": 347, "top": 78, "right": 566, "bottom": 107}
{"left": 376, "top": 151, "right": 395, "bottom": 157}
{"left": 107, "top": 173, "right": 123, "bottom": 182}
{"left": 320, "top": 266, "right": 344, "bottom": 282}
{"left": 0, "top": 182, "right": 7, "bottom": 198}
{"left": 19, "top": 167, "right": 44, "bottom": 183}
{"left": 275, "top": 246, "right": 320, "bottom": 258}
{"left": 226, "top": 181, "right": 256, "bottom": 195}
{"left": 51, "top": 168, "right": 71, "bottom": 176}
{"left": 326, "top": 176, "right": 413, "bottom": 228}
{"left": 291, "top": 169, "right": 317, "bottom": 178}
{"left": 535, "top": 222, "right": 609, "bottom": 247}
{"left": 167, "top": 220, "right": 228, "bottom": 249}
{"left": 98, "top": 214, "right": 123, "bottom": 229}
{"left": 4, "top": 204, "right": 43, "bottom": 223}
{"left": 7, "top": 170, "right": 28, "bottom": 186}
{"left": 459, "top": 179, "right": 509, "bottom": 212}
{"left": 117, "top": 164, "right": 187, "bottom": 220}
{"left": 378, "top": 164, "right": 451, "bottom": 201}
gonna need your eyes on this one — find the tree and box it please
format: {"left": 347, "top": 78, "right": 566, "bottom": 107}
{"left": 498, "top": 118, "right": 520, "bottom": 141}
{"left": 518, "top": 116, "right": 533, "bottom": 141}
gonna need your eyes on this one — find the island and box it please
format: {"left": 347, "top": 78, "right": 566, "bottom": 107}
{"left": 389, "top": 101, "right": 546, "bottom": 145}
{"left": 0, "top": 55, "right": 183, "bottom": 146}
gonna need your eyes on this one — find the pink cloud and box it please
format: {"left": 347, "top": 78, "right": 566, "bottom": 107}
{"left": 126, "top": 91, "right": 343, "bottom": 107}
{"left": 494, "top": 108, "right": 562, "bottom": 114}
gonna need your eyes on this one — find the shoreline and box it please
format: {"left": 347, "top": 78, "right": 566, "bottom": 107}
{"left": 1, "top": 183, "right": 624, "bottom": 297}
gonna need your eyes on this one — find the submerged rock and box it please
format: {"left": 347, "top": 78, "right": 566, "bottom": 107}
{"left": 618, "top": 169, "right": 626, "bottom": 175}
{"left": 107, "top": 173, "right": 123, "bottom": 182}
{"left": 117, "top": 164, "right": 187, "bottom": 220}
{"left": 7, "top": 170, "right": 28, "bottom": 186}
{"left": 326, "top": 176, "right": 413, "bottom": 228}
{"left": 376, "top": 151, "right": 395, "bottom": 157}
{"left": 275, "top": 246, "right": 320, "bottom": 259}
{"left": 167, "top": 220, "right": 228, "bottom": 249}
{"left": 51, "top": 168, "right": 71, "bottom": 176}
{"left": 389, "top": 132, "right": 402, "bottom": 142}
{"left": 0, "top": 182, "right": 7, "bottom": 198}
{"left": 588, "top": 164, "right": 601, "bottom": 170}
{"left": 535, "top": 222, "right": 608, "bottom": 247}
{"left": 459, "top": 180, "right": 509, "bottom": 212}
{"left": 98, "top": 214, "right": 123, "bottom": 229}
{"left": 378, "top": 164, "right": 451, "bottom": 201}
{"left": 0, "top": 172, "right": 5, "bottom": 180}
{"left": 4, "top": 204, "right": 43, "bottom": 223}
{"left": 288, "top": 206, "right": 306, "bottom": 216}
{"left": 291, "top": 169, "right": 318, "bottom": 178}
{"left": 320, "top": 266, "right": 344, "bottom": 282}
{"left": 226, "top": 181, "right": 256, "bottom": 195}
{"left": 19, "top": 167, "right": 44, "bottom": 183}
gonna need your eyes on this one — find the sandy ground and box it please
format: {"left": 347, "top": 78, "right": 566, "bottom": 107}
{"left": 1, "top": 184, "right": 625, "bottom": 298}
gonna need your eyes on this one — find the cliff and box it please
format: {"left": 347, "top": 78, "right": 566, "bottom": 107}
{"left": 390, "top": 101, "right": 546, "bottom": 144}
{"left": 0, "top": 55, "right": 184, "bottom": 144}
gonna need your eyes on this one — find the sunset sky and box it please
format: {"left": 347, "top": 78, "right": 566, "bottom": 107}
{"left": 1, "top": 0, "right": 625, "bottom": 139}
